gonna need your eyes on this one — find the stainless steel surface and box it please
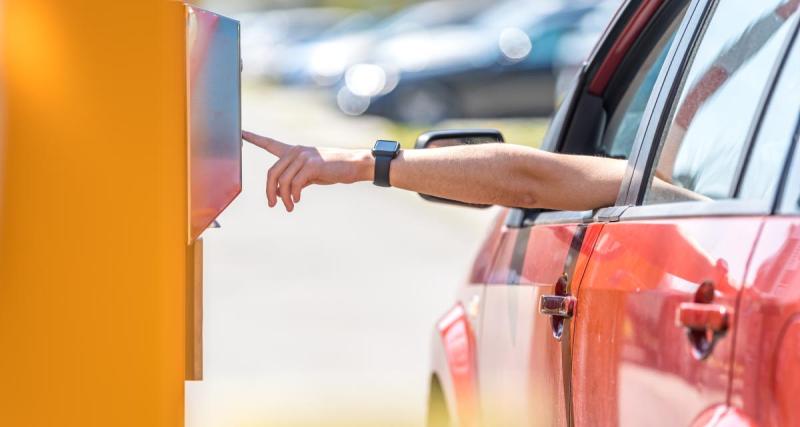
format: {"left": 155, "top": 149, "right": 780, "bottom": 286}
{"left": 187, "top": 6, "right": 242, "bottom": 241}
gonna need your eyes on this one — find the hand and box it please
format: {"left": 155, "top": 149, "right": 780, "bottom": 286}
{"left": 243, "top": 130, "right": 373, "bottom": 212}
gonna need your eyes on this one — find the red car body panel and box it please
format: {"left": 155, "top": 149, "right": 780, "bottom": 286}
{"left": 731, "top": 218, "right": 800, "bottom": 427}
{"left": 437, "top": 303, "right": 480, "bottom": 427}
{"left": 572, "top": 218, "right": 763, "bottom": 426}
{"left": 478, "top": 223, "right": 602, "bottom": 426}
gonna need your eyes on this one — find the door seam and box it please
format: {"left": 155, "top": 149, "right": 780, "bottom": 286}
{"left": 565, "top": 222, "right": 606, "bottom": 427}
{"left": 725, "top": 218, "right": 767, "bottom": 410}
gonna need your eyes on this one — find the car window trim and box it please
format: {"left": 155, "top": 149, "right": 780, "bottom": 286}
{"left": 733, "top": 10, "right": 800, "bottom": 200}
{"left": 775, "top": 113, "right": 800, "bottom": 215}
{"left": 524, "top": 210, "right": 595, "bottom": 227}
{"left": 612, "top": 199, "right": 771, "bottom": 222}
{"left": 619, "top": 0, "right": 710, "bottom": 207}
{"left": 772, "top": 115, "right": 800, "bottom": 216}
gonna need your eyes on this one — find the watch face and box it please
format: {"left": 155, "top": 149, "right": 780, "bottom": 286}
{"left": 374, "top": 140, "right": 400, "bottom": 154}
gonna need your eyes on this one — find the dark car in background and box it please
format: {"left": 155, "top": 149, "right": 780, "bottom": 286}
{"left": 240, "top": 0, "right": 621, "bottom": 125}
{"left": 349, "top": 2, "right": 612, "bottom": 123}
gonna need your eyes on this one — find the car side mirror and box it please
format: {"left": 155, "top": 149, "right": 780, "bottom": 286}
{"left": 414, "top": 129, "right": 504, "bottom": 208}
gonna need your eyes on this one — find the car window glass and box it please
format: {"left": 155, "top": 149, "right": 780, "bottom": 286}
{"left": 602, "top": 12, "right": 685, "bottom": 159}
{"left": 739, "top": 33, "right": 800, "bottom": 202}
{"left": 644, "top": 0, "right": 800, "bottom": 204}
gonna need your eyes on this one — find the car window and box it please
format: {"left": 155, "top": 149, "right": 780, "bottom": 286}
{"left": 644, "top": 0, "right": 800, "bottom": 205}
{"left": 601, "top": 9, "right": 686, "bottom": 159}
{"left": 739, "top": 31, "right": 800, "bottom": 202}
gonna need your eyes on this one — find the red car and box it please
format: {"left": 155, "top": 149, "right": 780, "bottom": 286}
{"left": 420, "top": 0, "right": 800, "bottom": 426}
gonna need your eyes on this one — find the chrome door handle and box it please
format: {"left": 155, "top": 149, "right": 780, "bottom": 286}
{"left": 539, "top": 295, "right": 576, "bottom": 318}
{"left": 675, "top": 302, "right": 729, "bottom": 332}
{"left": 540, "top": 274, "right": 575, "bottom": 340}
{"left": 676, "top": 281, "right": 730, "bottom": 360}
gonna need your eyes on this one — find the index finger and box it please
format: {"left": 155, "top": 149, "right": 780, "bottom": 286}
{"left": 242, "top": 130, "right": 290, "bottom": 157}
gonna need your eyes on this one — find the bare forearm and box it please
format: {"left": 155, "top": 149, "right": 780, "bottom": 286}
{"left": 384, "top": 144, "right": 626, "bottom": 210}
{"left": 388, "top": 144, "right": 540, "bottom": 207}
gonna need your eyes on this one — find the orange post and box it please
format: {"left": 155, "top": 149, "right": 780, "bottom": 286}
{"left": 0, "top": 1, "right": 193, "bottom": 425}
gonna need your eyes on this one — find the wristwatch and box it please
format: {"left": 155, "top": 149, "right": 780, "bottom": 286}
{"left": 372, "top": 140, "right": 401, "bottom": 187}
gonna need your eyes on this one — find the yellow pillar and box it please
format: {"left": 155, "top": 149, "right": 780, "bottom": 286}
{"left": 0, "top": 1, "right": 191, "bottom": 425}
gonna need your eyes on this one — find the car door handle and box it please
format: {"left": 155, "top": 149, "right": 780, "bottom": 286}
{"left": 539, "top": 295, "right": 576, "bottom": 318}
{"left": 675, "top": 302, "right": 729, "bottom": 332}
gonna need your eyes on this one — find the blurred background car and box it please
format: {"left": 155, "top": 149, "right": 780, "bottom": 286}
{"left": 240, "top": 0, "right": 619, "bottom": 123}
{"left": 258, "top": 0, "right": 492, "bottom": 86}
{"left": 337, "top": 1, "right": 616, "bottom": 123}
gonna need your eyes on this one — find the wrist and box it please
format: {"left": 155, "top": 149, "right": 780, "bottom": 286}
{"left": 353, "top": 149, "right": 374, "bottom": 182}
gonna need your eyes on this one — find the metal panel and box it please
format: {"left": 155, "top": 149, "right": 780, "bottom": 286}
{"left": 186, "top": 6, "right": 242, "bottom": 242}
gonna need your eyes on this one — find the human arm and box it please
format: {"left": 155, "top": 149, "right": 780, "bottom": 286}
{"left": 243, "top": 130, "right": 630, "bottom": 212}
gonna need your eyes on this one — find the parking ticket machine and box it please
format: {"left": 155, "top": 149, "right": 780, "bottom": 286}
{"left": 0, "top": 2, "right": 242, "bottom": 425}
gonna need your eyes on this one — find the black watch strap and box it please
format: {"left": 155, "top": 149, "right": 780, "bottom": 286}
{"left": 374, "top": 154, "right": 392, "bottom": 187}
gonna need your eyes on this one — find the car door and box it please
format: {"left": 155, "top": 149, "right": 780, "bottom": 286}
{"left": 729, "top": 23, "right": 800, "bottom": 426}
{"left": 476, "top": 1, "right": 691, "bottom": 425}
{"left": 572, "top": 1, "right": 800, "bottom": 426}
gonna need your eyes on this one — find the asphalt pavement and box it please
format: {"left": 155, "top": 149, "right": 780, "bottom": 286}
{"left": 185, "top": 83, "right": 497, "bottom": 427}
